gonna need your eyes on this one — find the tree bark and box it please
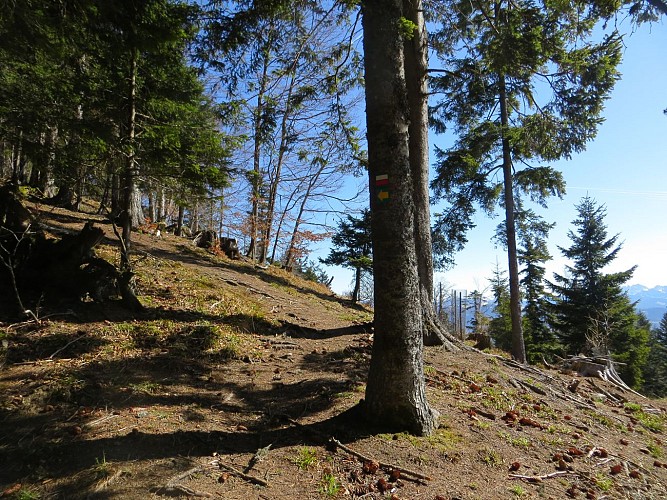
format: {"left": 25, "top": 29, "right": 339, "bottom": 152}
{"left": 260, "top": 72, "right": 297, "bottom": 264}
{"left": 353, "top": 266, "right": 361, "bottom": 303}
{"left": 498, "top": 72, "right": 527, "bottom": 364}
{"left": 403, "top": 0, "right": 458, "bottom": 349}
{"left": 362, "top": 0, "right": 438, "bottom": 436}
{"left": 121, "top": 46, "right": 138, "bottom": 270}
{"left": 247, "top": 42, "right": 271, "bottom": 261}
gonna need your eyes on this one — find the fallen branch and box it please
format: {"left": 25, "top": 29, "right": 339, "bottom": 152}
{"left": 513, "top": 378, "right": 548, "bottom": 396}
{"left": 329, "top": 437, "right": 431, "bottom": 482}
{"left": 166, "top": 465, "right": 207, "bottom": 485}
{"left": 216, "top": 461, "right": 268, "bottom": 487}
{"left": 244, "top": 443, "right": 272, "bottom": 473}
{"left": 49, "top": 332, "right": 87, "bottom": 359}
{"left": 151, "top": 485, "right": 213, "bottom": 498}
{"left": 92, "top": 469, "right": 126, "bottom": 493}
{"left": 509, "top": 470, "right": 575, "bottom": 482}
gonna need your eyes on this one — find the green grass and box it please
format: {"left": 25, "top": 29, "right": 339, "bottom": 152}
{"left": 624, "top": 403, "right": 666, "bottom": 432}
{"left": 427, "top": 427, "right": 461, "bottom": 451}
{"left": 12, "top": 487, "right": 41, "bottom": 500}
{"left": 647, "top": 440, "right": 663, "bottom": 458}
{"left": 594, "top": 474, "right": 613, "bottom": 492}
{"left": 481, "top": 386, "right": 514, "bottom": 412}
{"left": 319, "top": 473, "right": 340, "bottom": 497}
{"left": 498, "top": 431, "right": 531, "bottom": 448}
{"left": 93, "top": 451, "right": 110, "bottom": 478}
{"left": 479, "top": 447, "right": 503, "bottom": 466}
{"left": 129, "top": 381, "right": 161, "bottom": 394}
{"left": 509, "top": 484, "right": 527, "bottom": 497}
{"left": 294, "top": 447, "right": 317, "bottom": 470}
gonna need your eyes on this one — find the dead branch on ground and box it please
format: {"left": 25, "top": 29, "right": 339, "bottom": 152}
{"left": 329, "top": 437, "right": 430, "bottom": 483}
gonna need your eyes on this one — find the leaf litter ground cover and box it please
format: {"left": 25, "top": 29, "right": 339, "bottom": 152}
{"left": 1, "top": 205, "right": 667, "bottom": 499}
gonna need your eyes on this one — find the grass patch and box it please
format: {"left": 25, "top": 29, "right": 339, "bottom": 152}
{"left": 11, "top": 488, "right": 41, "bottom": 500}
{"left": 594, "top": 474, "right": 613, "bottom": 492}
{"left": 478, "top": 447, "right": 503, "bottom": 466}
{"left": 93, "top": 451, "right": 110, "bottom": 479}
{"left": 586, "top": 410, "right": 615, "bottom": 428}
{"left": 294, "top": 447, "right": 317, "bottom": 470}
{"left": 498, "top": 431, "right": 531, "bottom": 448}
{"left": 129, "top": 381, "right": 161, "bottom": 394}
{"left": 624, "top": 403, "right": 666, "bottom": 432}
{"left": 319, "top": 472, "right": 340, "bottom": 497}
{"left": 647, "top": 440, "right": 663, "bottom": 458}
{"left": 427, "top": 427, "right": 461, "bottom": 451}
{"left": 509, "top": 484, "right": 527, "bottom": 497}
{"left": 481, "top": 386, "right": 514, "bottom": 412}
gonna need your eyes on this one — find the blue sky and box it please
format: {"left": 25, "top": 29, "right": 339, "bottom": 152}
{"left": 437, "top": 19, "right": 667, "bottom": 293}
{"left": 321, "top": 17, "right": 666, "bottom": 297}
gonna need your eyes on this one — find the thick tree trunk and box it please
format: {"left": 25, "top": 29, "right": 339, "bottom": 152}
{"left": 362, "top": 0, "right": 438, "bottom": 436}
{"left": 498, "top": 73, "right": 527, "bottom": 364}
{"left": 403, "top": 0, "right": 458, "bottom": 349}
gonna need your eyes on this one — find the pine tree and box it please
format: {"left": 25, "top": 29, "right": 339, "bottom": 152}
{"left": 428, "top": 0, "right": 623, "bottom": 363}
{"left": 488, "top": 263, "right": 512, "bottom": 352}
{"left": 643, "top": 312, "right": 667, "bottom": 397}
{"left": 320, "top": 210, "right": 372, "bottom": 303}
{"left": 515, "top": 209, "right": 558, "bottom": 363}
{"left": 550, "top": 197, "right": 636, "bottom": 355}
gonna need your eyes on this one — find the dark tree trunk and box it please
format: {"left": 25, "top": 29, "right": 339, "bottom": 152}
{"left": 498, "top": 73, "right": 526, "bottom": 364}
{"left": 403, "top": 0, "right": 458, "bottom": 349}
{"left": 352, "top": 266, "right": 361, "bottom": 303}
{"left": 176, "top": 204, "right": 185, "bottom": 236}
{"left": 361, "top": 0, "right": 438, "bottom": 436}
{"left": 248, "top": 44, "right": 271, "bottom": 261}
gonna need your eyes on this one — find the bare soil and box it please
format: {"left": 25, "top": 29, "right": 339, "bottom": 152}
{"left": 1, "top": 203, "right": 667, "bottom": 499}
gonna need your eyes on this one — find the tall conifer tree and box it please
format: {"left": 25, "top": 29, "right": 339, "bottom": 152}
{"left": 428, "top": 0, "right": 623, "bottom": 363}
{"left": 551, "top": 197, "right": 636, "bottom": 354}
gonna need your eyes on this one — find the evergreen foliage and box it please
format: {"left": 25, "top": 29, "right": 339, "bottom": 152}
{"left": 515, "top": 209, "right": 558, "bottom": 363}
{"left": 550, "top": 197, "right": 636, "bottom": 354}
{"left": 488, "top": 264, "right": 512, "bottom": 352}
{"left": 427, "top": 0, "right": 623, "bottom": 363}
{"left": 551, "top": 196, "right": 648, "bottom": 388}
{"left": 320, "top": 209, "right": 372, "bottom": 303}
{"left": 642, "top": 312, "right": 667, "bottom": 397}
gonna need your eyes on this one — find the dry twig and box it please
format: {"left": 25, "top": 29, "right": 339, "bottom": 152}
{"left": 509, "top": 470, "right": 575, "bottom": 482}
{"left": 216, "top": 461, "right": 268, "bottom": 487}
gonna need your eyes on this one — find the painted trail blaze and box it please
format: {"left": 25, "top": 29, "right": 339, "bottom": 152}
{"left": 376, "top": 174, "right": 389, "bottom": 202}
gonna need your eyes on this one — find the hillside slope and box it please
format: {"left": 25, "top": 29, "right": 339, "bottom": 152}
{"left": 1, "top": 204, "right": 667, "bottom": 499}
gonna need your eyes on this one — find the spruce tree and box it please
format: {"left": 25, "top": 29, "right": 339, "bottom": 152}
{"left": 428, "top": 0, "right": 623, "bottom": 363}
{"left": 516, "top": 209, "right": 558, "bottom": 363}
{"left": 642, "top": 312, "right": 667, "bottom": 397}
{"left": 551, "top": 197, "right": 637, "bottom": 356}
{"left": 320, "top": 210, "right": 373, "bottom": 303}
{"left": 488, "top": 264, "right": 512, "bottom": 352}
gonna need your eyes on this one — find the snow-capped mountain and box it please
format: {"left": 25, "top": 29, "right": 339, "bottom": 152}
{"left": 625, "top": 285, "right": 667, "bottom": 326}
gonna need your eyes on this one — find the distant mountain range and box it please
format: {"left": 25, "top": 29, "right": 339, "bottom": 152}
{"left": 625, "top": 285, "right": 667, "bottom": 326}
